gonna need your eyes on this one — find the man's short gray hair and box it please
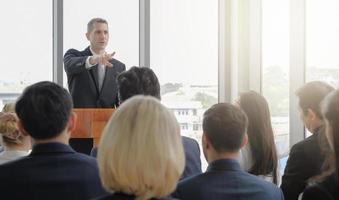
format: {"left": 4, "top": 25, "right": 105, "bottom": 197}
{"left": 87, "top": 18, "right": 108, "bottom": 33}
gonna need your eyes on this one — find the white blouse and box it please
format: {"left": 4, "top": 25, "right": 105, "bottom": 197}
{"left": 0, "top": 150, "right": 30, "bottom": 165}
{"left": 238, "top": 145, "right": 279, "bottom": 184}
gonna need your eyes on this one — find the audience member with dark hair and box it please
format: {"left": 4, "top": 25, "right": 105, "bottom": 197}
{"left": 302, "top": 89, "right": 339, "bottom": 200}
{"left": 281, "top": 81, "right": 334, "bottom": 200}
{"left": 117, "top": 66, "right": 161, "bottom": 102}
{"left": 91, "top": 66, "right": 202, "bottom": 179}
{"left": 0, "top": 103, "right": 31, "bottom": 165}
{"left": 237, "top": 91, "right": 278, "bottom": 184}
{"left": 96, "top": 96, "right": 184, "bottom": 200}
{"left": 173, "top": 103, "right": 284, "bottom": 200}
{"left": 0, "top": 81, "right": 106, "bottom": 200}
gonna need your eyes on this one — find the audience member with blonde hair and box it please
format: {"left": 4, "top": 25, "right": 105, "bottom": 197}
{"left": 91, "top": 66, "right": 202, "bottom": 179}
{"left": 0, "top": 103, "right": 31, "bottom": 164}
{"left": 97, "top": 95, "right": 185, "bottom": 200}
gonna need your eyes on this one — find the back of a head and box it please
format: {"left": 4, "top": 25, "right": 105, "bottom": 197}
{"left": 239, "top": 91, "right": 278, "bottom": 183}
{"left": 322, "top": 89, "right": 339, "bottom": 180}
{"left": 15, "top": 81, "right": 73, "bottom": 140}
{"left": 296, "top": 81, "right": 334, "bottom": 119}
{"left": 98, "top": 95, "right": 184, "bottom": 200}
{"left": 203, "top": 103, "right": 248, "bottom": 153}
{"left": 117, "top": 66, "right": 161, "bottom": 103}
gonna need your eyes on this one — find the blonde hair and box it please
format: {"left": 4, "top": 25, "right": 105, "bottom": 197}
{"left": 0, "top": 103, "right": 22, "bottom": 145}
{"left": 98, "top": 95, "right": 185, "bottom": 200}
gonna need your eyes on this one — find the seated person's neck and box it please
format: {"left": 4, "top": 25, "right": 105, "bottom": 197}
{"left": 310, "top": 119, "right": 324, "bottom": 134}
{"left": 34, "top": 131, "right": 70, "bottom": 145}
{"left": 4, "top": 142, "right": 31, "bottom": 152}
{"left": 207, "top": 150, "right": 239, "bottom": 164}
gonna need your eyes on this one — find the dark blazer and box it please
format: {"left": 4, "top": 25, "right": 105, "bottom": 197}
{"left": 0, "top": 142, "right": 107, "bottom": 200}
{"left": 173, "top": 159, "right": 284, "bottom": 200}
{"left": 96, "top": 192, "right": 178, "bottom": 200}
{"left": 181, "top": 136, "right": 202, "bottom": 179}
{"left": 281, "top": 126, "right": 329, "bottom": 200}
{"left": 64, "top": 47, "right": 126, "bottom": 108}
{"left": 90, "top": 136, "right": 202, "bottom": 179}
{"left": 302, "top": 175, "right": 339, "bottom": 200}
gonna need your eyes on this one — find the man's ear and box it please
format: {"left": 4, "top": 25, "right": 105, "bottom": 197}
{"left": 307, "top": 108, "right": 317, "bottom": 121}
{"left": 17, "top": 120, "right": 29, "bottom": 136}
{"left": 67, "top": 112, "right": 77, "bottom": 134}
{"left": 240, "top": 133, "right": 248, "bottom": 149}
{"left": 202, "top": 133, "right": 210, "bottom": 150}
{"left": 86, "top": 32, "right": 90, "bottom": 41}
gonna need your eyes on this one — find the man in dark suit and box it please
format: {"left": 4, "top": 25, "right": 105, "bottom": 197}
{"left": 281, "top": 81, "right": 334, "bottom": 200}
{"left": 173, "top": 103, "right": 284, "bottom": 200}
{"left": 64, "top": 18, "right": 125, "bottom": 108}
{"left": 91, "top": 66, "right": 202, "bottom": 179}
{"left": 0, "top": 81, "right": 107, "bottom": 200}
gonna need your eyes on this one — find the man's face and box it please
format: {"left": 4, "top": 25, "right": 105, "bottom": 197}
{"left": 86, "top": 22, "right": 109, "bottom": 51}
{"left": 298, "top": 106, "right": 312, "bottom": 132}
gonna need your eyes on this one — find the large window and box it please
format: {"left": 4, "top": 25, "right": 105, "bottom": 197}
{"left": 0, "top": 0, "right": 52, "bottom": 107}
{"left": 150, "top": 0, "right": 219, "bottom": 169}
{"left": 262, "top": 0, "right": 290, "bottom": 156}
{"left": 306, "top": 0, "right": 339, "bottom": 87}
{"left": 63, "top": 0, "right": 139, "bottom": 87}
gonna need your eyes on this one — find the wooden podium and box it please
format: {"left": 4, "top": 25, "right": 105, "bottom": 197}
{"left": 71, "top": 109, "right": 114, "bottom": 146}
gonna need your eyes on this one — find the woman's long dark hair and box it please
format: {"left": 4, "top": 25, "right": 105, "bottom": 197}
{"left": 239, "top": 91, "right": 278, "bottom": 184}
{"left": 321, "top": 90, "right": 339, "bottom": 183}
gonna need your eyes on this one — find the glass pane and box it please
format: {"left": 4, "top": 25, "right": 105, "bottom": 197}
{"left": 306, "top": 0, "right": 339, "bottom": 137}
{"left": 63, "top": 0, "right": 139, "bottom": 87}
{"left": 306, "top": 0, "right": 339, "bottom": 86}
{"left": 150, "top": 0, "right": 219, "bottom": 170}
{"left": 0, "top": 0, "right": 52, "bottom": 107}
{"left": 262, "top": 0, "right": 290, "bottom": 157}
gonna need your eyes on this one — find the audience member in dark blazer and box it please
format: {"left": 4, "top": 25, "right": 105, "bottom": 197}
{"left": 281, "top": 81, "right": 334, "bottom": 200}
{"left": 0, "top": 81, "right": 106, "bottom": 200}
{"left": 173, "top": 103, "right": 284, "bottom": 200}
{"left": 95, "top": 96, "right": 184, "bottom": 200}
{"left": 302, "top": 89, "right": 339, "bottom": 200}
{"left": 64, "top": 18, "right": 125, "bottom": 108}
{"left": 91, "top": 66, "right": 202, "bottom": 179}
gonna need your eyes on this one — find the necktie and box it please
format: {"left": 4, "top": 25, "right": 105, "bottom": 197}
{"left": 98, "top": 64, "right": 105, "bottom": 91}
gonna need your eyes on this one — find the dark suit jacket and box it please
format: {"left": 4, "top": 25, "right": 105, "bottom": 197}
{"left": 64, "top": 47, "right": 126, "bottom": 108}
{"left": 95, "top": 192, "right": 178, "bottom": 200}
{"left": 181, "top": 136, "right": 202, "bottom": 179}
{"left": 0, "top": 142, "right": 107, "bottom": 200}
{"left": 90, "top": 136, "right": 202, "bottom": 179}
{"left": 302, "top": 175, "right": 339, "bottom": 200}
{"left": 281, "top": 126, "right": 329, "bottom": 200}
{"left": 173, "top": 159, "right": 284, "bottom": 200}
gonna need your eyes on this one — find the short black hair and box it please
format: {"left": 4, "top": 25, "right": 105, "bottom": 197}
{"left": 296, "top": 81, "right": 334, "bottom": 119}
{"left": 203, "top": 103, "right": 248, "bottom": 152}
{"left": 15, "top": 81, "right": 73, "bottom": 140}
{"left": 117, "top": 66, "right": 161, "bottom": 103}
